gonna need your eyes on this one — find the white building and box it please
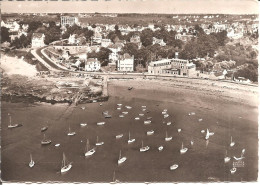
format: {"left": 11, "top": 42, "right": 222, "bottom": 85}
{"left": 60, "top": 16, "right": 79, "bottom": 27}
{"left": 152, "top": 37, "right": 166, "bottom": 46}
{"left": 31, "top": 33, "right": 45, "bottom": 48}
{"left": 101, "top": 39, "right": 112, "bottom": 48}
{"left": 117, "top": 53, "right": 134, "bottom": 72}
{"left": 85, "top": 58, "right": 101, "bottom": 72}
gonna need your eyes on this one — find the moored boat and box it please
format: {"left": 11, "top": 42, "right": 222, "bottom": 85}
{"left": 128, "top": 132, "right": 135, "bottom": 144}
{"left": 29, "top": 154, "right": 35, "bottom": 168}
{"left": 95, "top": 136, "right": 104, "bottom": 146}
{"left": 7, "top": 114, "right": 19, "bottom": 129}
{"left": 97, "top": 122, "right": 105, "bottom": 126}
{"left": 158, "top": 146, "right": 164, "bottom": 151}
{"left": 118, "top": 150, "right": 127, "bottom": 165}
{"left": 80, "top": 123, "right": 87, "bottom": 127}
{"left": 85, "top": 139, "right": 95, "bottom": 157}
{"left": 165, "top": 131, "right": 172, "bottom": 141}
{"left": 144, "top": 120, "right": 151, "bottom": 125}
{"left": 180, "top": 142, "right": 188, "bottom": 154}
{"left": 170, "top": 164, "right": 178, "bottom": 170}
{"left": 41, "top": 134, "right": 52, "bottom": 145}
{"left": 116, "top": 134, "right": 123, "bottom": 139}
{"left": 140, "top": 141, "right": 149, "bottom": 152}
{"left": 61, "top": 153, "right": 72, "bottom": 173}
{"left": 41, "top": 126, "right": 48, "bottom": 132}
{"left": 147, "top": 130, "right": 154, "bottom": 135}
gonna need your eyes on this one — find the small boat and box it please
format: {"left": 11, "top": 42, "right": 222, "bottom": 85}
{"left": 139, "top": 113, "right": 144, "bottom": 116}
{"left": 144, "top": 120, "right": 151, "bottom": 125}
{"left": 230, "top": 136, "right": 235, "bottom": 147}
{"left": 117, "top": 107, "right": 121, "bottom": 110}
{"left": 163, "top": 109, "right": 168, "bottom": 112}
{"left": 105, "top": 115, "right": 112, "bottom": 118}
{"left": 7, "top": 114, "right": 19, "bottom": 129}
{"left": 198, "top": 118, "right": 203, "bottom": 122}
{"left": 205, "top": 129, "right": 210, "bottom": 140}
{"left": 102, "top": 111, "right": 109, "bottom": 115}
{"left": 162, "top": 111, "right": 167, "bottom": 115}
{"left": 85, "top": 139, "right": 95, "bottom": 156}
{"left": 190, "top": 112, "right": 195, "bottom": 115}
{"left": 147, "top": 130, "right": 154, "bottom": 135}
{"left": 158, "top": 146, "right": 164, "bottom": 151}
{"left": 112, "top": 171, "right": 119, "bottom": 183}
{"left": 61, "top": 153, "right": 72, "bottom": 173}
{"left": 180, "top": 142, "right": 188, "bottom": 154}
{"left": 166, "top": 122, "right": 171, "bottom": 126}
{"left": 135, "top": 117, "right": 140, "bottom": 120}
{"left": 128, "top": 132, "right": 135, "bottom": 144}
{"left": 224, "top": 150, "right": 231, "bottom": 163}
{"left": 117, "top": 104, "right": 122, "bottom": 106}
{"left": 55, "top": 143, "right": 60, "bottom": 147}
{"left": 67, "top": 126, "right": 76, "bottom": 136}
{"left": 165, "top": 131, "right": 172, "bottom": 141}
{"left": 170, "top": 164, "right": 178, "bottom": 170}
{"left": 233, "top": 149, "right": 245, "bottom": 161}
{"left": 191, "top": 140, "right": 194, "bottom": 146}
{"left": 116, "top": 134, "right": 123, "bottom": 139}
{"left": 201, "top": 130, "right": 205, "bottom": 133}
{"left": 119, "top": 115, "right": 124, "bottom": 118}
{"left": 140, "top": 141, "right": 149, "bottom": 152}
{"left": 122, "top": 112, "right": 128, "bottom": 114}
{"left": 164, "top": 114, "right": 169, "bottom": 118}
{"left": 177, "top": 129, "right": 182, "bottom": 133}
{"left": 125, "top": 106, "right": 132, "bottom": 109}
{"left": 99, "top": 103, "right": 103, "bottom": 106}
{"left": 29, "top": 154, "right": 35, "bottom": 168}
{"left": 92, "top": 100, "right": 97, "bottom": 103}
{"left": 81, "top": 107, "right": 85, "bottom": 110}
{"left": 141, "top": 106, "right": 146, "bottom": 108}
{"left": 142, "top": 109, "right": 146, "bottom": 112}
{"left": 41, "top": 126, "right": 48, "bottom": 132}
{"left": 41, "top": 134, "right": 52, "bottom": 145}
{"left": 118, "top": 150, "right": 127, "bottom": 165}
{"left": 95, "top": 136, "right": 104, "bottom": 146}
{"left": 147, "top": 117, "right": 152, "bottom": 120}
{"left": 230, "top": 167, "right": 237, "bottom": 174}
{"left": 97, "top": 122, "right": 105, "bottom": 126}
{"left": 80, "top": 123, "right": 87, "bottom": 127}
{"left": 128, "top": 87, "right": 133, "bottom": 90}
{"left": 209, "top": 130, "right": 214, "bottom": 136}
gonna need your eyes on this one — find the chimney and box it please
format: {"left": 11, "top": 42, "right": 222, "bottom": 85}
{"left": 175, "top": 52, "right": 179, "bottom": 59}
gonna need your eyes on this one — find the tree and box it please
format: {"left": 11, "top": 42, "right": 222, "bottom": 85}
{"left": 28, "top": 21, "right": 43, "bottom": 32}
{"left": 96, "top": 47, "right": 112, "bottom": 66}
{"left": 140, "top": 29, "right": 153, "bottom": 47}
{"left": 121, "top": 43, "right": 138, "bottom": 56}
{"left": 1, "top": 27, "right": 11, "bottom": 43}
{"left": 180, "top": 41, "right": 197, "bottom": 60}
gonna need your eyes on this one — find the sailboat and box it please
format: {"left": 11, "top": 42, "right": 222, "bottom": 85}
{"left": 180, "top": 142, "right": 188, "bottom": 154}
{"left": 111, "top": 171, "right": 119, "bottom": 183}
{"left": 233, "top": 149, "right": 245, "bottom": 161}
{"left": 166, "top": 122, "right": 172, "bottom": 126}
{"left": 144, "top": 120, "right": 151, "bottom": 125}
{"left": 118, "top": 150, "right": 127, "bottom": 165}
{"left": 41, "top": 134, "right": 52, "bottom": 145}
{"left": 147, "top": 130, "right": 154, "bottom": 135}
{"left": 170, "top": 163, "right": 179, "bottom": 170}
{"left": 230, "top": 136, "right": 235, "bottom": 147}
{"left": 128, "top": 132, "right": 135, "bottom": 144}
{"left": 205, "top": 129, "right": 210, "bottom": 140}
{"left": 158, "top": 145, "right": 164, "bottom": 151}
{"left": 116, "top": 134, "right": 123, "bottom": 139}
{"left": 67, "top": 125, "right": 76, "bottom": 136}
{"left": 85, "top": 139, "right": 95, "bottom": 157}
{"left": 177, "top": 129, "right": 182, "bottom": 133}
{"left": 224, "top": 150, "right": 231, "bottom": 163}
{"left": 7, "top": 114, "right": 19, "bottom": 129}
{"left": 29, "top": 154, "right": 35, "bottom": 168}
{"left": 230, "top": 167, "right": 237, "bottom": 174}
{"left": 165, "top": 131, "right": 172, "bottom": 141}
{"left": 140, "top": 141, "right": 149, "bottom": 152}
{"left": 61, "top": 152, "right": 72, "bottom": 173}
{"left": 95, "top": 136, "right": 104, "bottom": 146}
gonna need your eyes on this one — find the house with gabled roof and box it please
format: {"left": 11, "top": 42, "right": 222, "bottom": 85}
{"left": 31, "top": 33, "right": 45, "bottom": 48}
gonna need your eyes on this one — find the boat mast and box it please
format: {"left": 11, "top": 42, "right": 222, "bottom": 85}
{"left": 119, "top": 150, "right": 121, "bottom": 160}
{"left": 129, "top": 131, "right": 130, "bottom": 140}
{"left": 142, "top": 141, "right": 143, "bottom": 148}
{"left": 9, "top": 114, "right": 12, "bottom": 126}
{"left": 113, "top": 171, "right": 116, "bottom": 182}
{"left": 30, "top": 154, "right": 32, "bottom": 162}
{"left": 182, "top": 142, "right": 184, "bottom": 150}
{"left": 231, "top": 136, "right": 232, "bottom": 143}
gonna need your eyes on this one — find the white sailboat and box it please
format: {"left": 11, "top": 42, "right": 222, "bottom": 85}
{"left": 164, "top": 114, "right": 169, "bottom": 118}
{"left": 85, "top": 139, "right": 95, "bottom": 157}
{"left": 128, "top": 132, "right": 135, "bottom": 144}
{"left": 80, "top": 123, "right": 87, "bottom": 127}
{"left": 191, "top": 140, "right": 194, "bottom": 146}
{"left": 158, "top": 145, "right": 164, "bottom": 151}
{"left": 165, "top": 131, "right": 172, "bottom": 141}
{"left": 118, "top": 150, "right": 127, "bottom": 165}
{"left": 140, "top": 141, "right": 149, "bottom": 152}
{"left": 230, "top": 136, "right": 235, "bottom": 147}
{"left": 144, "top": 120, "right": 151, "bottom": 125}
{"left": 230, "top": 167, "right": 237, "bottom": 174}
{"left": 170, "top": 164, "right": 179, "bottom": 170}
{"left": 233, "top": 149, "right": 245, "bottom": 161}
{"left": 41, "top": 134, "right": 52, "bottom": 145}
{"left": 61, "top": 152, "right": 72, "bottom": 173}
{"left": 177, "top": 129, "right": 182, "bottom": 133}
{"left": 95, "top": 136, "right": 104, "bottom": 146}
{"left": 180, "top": 142, "right": 188, "bottom": 154}
{"left": 7, "top": 114, "right": 19, "bottom": 129}
{"left": 147, "top": 130, "right": 154, "bottom": 135}
{"left": 135, "top": 117, "right": 140, "bottom": 120}
{"left": 205, "top": 129, "right": 210, "bottom": 140}
{"left": 29, "top": 154, "right": 35, "bottom": 168}
{"left": 67, "top": 125, "right": 76, "bottom": 136}
{"left": 111, "top": 171, "right": 119, "bottom": 183}
{"left": 224, "top": 150, "right": 231, "bottom": 163}
{"left": 116, "top": 134, "right": 123, "bottom": 139}
{"left": 97, "top": 121, "right": 105, "bottom": 126}
{"left": 166, "top": 122, "right": 171, "bottom": 126}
